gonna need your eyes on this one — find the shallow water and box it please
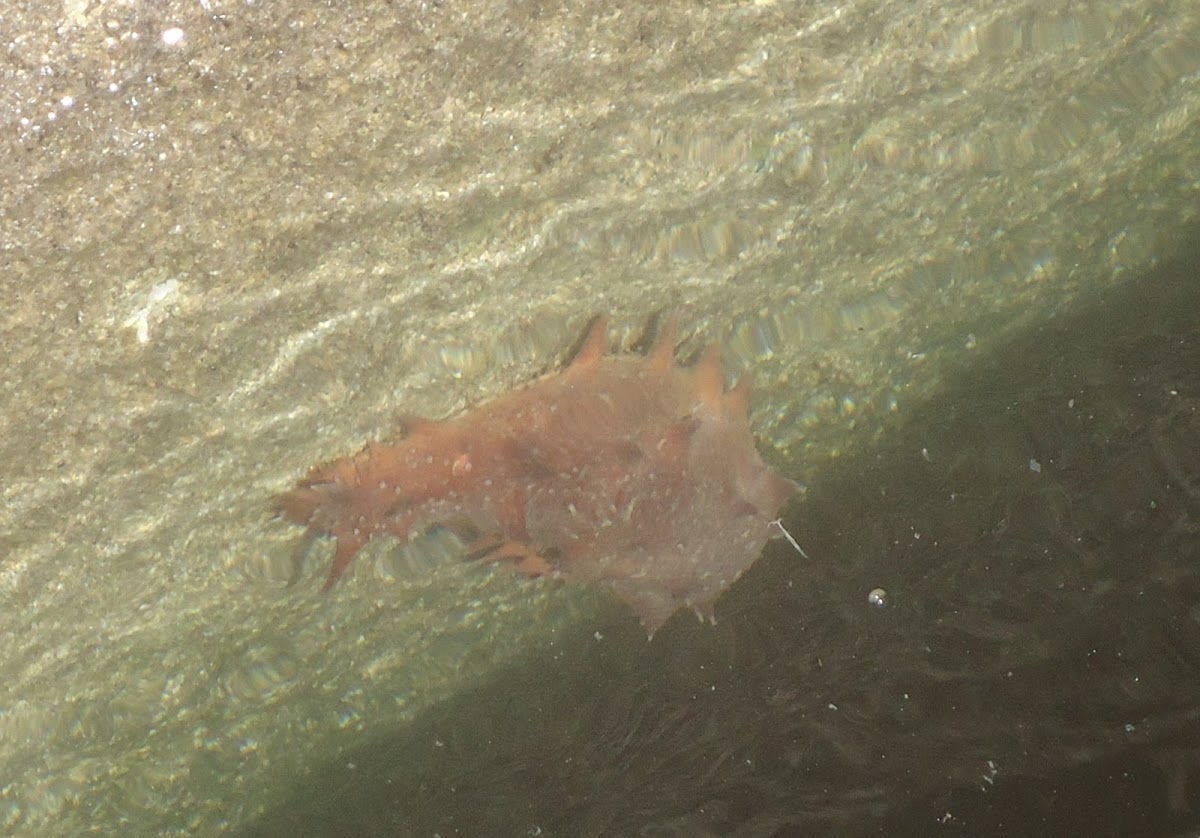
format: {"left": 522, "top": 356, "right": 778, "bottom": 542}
{"left": 2, "top": 0, "right": 1199, "bottom": 833}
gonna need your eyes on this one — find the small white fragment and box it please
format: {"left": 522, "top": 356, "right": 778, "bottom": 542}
{"left": 770, "top": 519, "right": 809, "bottom": 559}
{"left": 867, "top": 587, "right": 887, "bottom": 607}
{"left": 161, "top": 27, "right": 185, "bottom": 46}
{"left": 1029, "top": 458, "right": 1042, "bottom": 473}
{"left": 122, "top": 278, "right": 180, "bottom": 344}
{"left": 980, "top": 759, "right": 998, "bottom": 789}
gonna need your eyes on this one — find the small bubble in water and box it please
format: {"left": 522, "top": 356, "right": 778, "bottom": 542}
{"left": 868, "top": 587, "right": 887, "bottom": 607}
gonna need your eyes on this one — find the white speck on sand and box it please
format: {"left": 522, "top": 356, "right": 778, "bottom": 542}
{"left": 123, "top": 278, "right": 181, "bottom": 344}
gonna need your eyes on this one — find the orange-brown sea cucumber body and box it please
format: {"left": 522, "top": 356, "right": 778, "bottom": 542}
{"left": 277, "top": 316, "right": 796, "bottom": 636}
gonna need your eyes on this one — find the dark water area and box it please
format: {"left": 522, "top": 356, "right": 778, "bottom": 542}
{"left": 247, "top": 230, "right": 1200, "bottom": 837}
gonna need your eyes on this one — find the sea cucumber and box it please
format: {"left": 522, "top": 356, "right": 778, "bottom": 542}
{"left": 276, "top": 315, "right": 798, "bottom": 636}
